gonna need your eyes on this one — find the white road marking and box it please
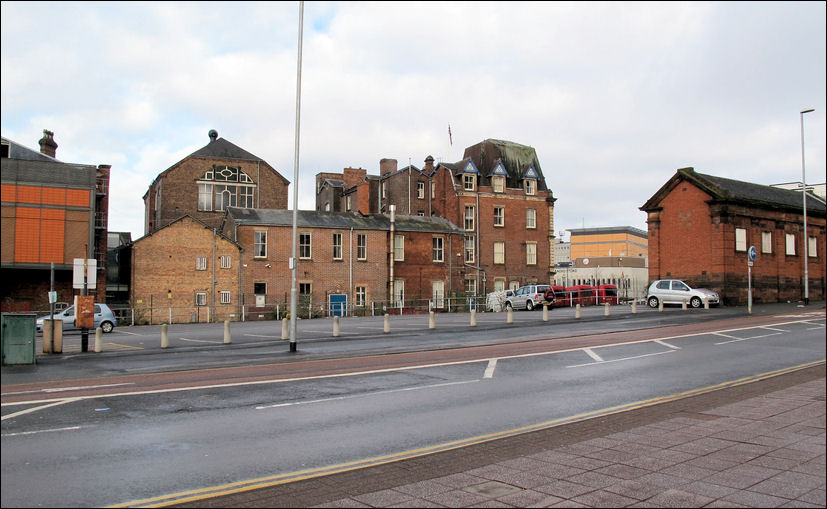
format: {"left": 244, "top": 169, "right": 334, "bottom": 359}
{"left": 2, "top": 425, "right": 83, "bottom": 437}
{"left": 654, "top": 339, "right": 680, "bottom": 350}
{"left": 484, "top": 359, "right": 498, "bottom": 379}
{"left": 714, "top": 332, "right": 783, "bottom": 345}
{"left": 2, "top": 398, "right": 80, "bottom": 421}
{"left": 178, "top": 337, "right": 222, "bottom": 344}
{"left": 583, "top": 348, "right": 604, "bottom": 362}
{"left": 566, "top": 350, "right": 675, "bottom": 368}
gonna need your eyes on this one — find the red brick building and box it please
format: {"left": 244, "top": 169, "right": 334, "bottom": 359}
{"left": 315, "top": 139, "right": 556, "bottom": 295}
{"left": 222, "top": 207, "right": 463, "bottom": 315}
{"left": 1, "top": 130, "right": 110, "bottom": 311}
{"left": 641, "top": 167, "right": 826, "bottom": 305}
{"left": 143, "top": 130, "right": 289, "bottom": 235}
{"left": 130, "top": 215, "right": 241, "bottom": 324}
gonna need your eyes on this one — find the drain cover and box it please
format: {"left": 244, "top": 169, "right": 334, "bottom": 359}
{"left": 464, "top": 480, "right": 523, "bottom": 498}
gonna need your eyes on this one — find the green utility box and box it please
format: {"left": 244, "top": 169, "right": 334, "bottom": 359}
{"left": 1, "top": 313, "right": 37, "bottom": 365}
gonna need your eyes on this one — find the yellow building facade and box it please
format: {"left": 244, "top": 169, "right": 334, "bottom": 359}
{"left": 568, "top": 226, "right": 648, "bottom": 260}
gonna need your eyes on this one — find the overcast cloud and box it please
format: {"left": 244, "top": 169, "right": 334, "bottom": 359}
{"left": 2, "top": 1, "right": 825, "bottom": 240}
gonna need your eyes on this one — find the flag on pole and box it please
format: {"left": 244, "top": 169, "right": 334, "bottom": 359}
{"left": 448, "top": 124, "right": 453, "bottom": 146}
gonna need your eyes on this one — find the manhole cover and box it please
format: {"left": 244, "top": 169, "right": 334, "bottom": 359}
{"left": 464, "top": 480, "right": 523, "bottom": 498}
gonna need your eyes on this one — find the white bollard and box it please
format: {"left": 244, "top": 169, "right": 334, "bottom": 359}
{"left": 161, "top": 323, "right": 169, "bottom": 348}
{"left": 43, "top": 319, "right": 53, "bottom": 354}
{"left": 282, "top": 318, "right": 288, "bottom": 340}
{"left": 224, "top": 320, "right": 231, "bottom": 344}
{"left": 604, "top": 303, "right": 610, "bottom": 316}
{"left": 94, "top": 327, "right": 103, "bottom": 353}
{"left": 384, "top": 313, "right": 390, "bottom": 334}
{"left": 658, "top": 300, "right": 664, "bottom": 312}
{"left": 704, "top": 297, "right": 709, "bottom": 310}
{"left": 682, "top": 298, "right": 687, "bottom": 310}
{"left": 575, "top": 303, "right": 581, "bottom": 319}
{"left": 470, "top": 308, "right": 477, "bottom": 327}
{"left": 507, "top": 306, "right": 514, "bottom": 324}
{"left": 429, "top": 311, "right": 435, "bottom": 330}
{"left": 333, "top": 316, "right": 340, "bottom": 337}
{"left": 632, "top": 300, "right": 637, "bottom": 314}
{"left": 53, "top": 321, "right": 63, "bottom": 354}
{"left": 542, "top": 304, "right": 549, "bottom": 322}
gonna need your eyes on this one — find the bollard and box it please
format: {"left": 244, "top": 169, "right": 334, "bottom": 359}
{"left": 161, "top": 323, "right": 169, "bottom": 348}
{"left": 281, "top": 318, "right": 288, "bottom": 340}
{"left": 632, "top": 300, "right": 637, "bottom": 314}
{"left": 94, "top": 327, "right": 103, "bottom": 353}
{"left": 658, "top": 300, "right": 664, "bottom": 312}
{"left": 333, "top": 316, "right": 340, "bottom": 337}
{"left": 542, "top": 303, "right": 549, "bottom": 322}
{"left": 384, "top": 313, "right": 390, "bottom": 334}
{"left": 470, "top": 308, "right": 477, "bottom": 327}
{"left": 53, "top": 321, "right": 63, "bottom": 354}
{"left": 682, "top": 298, "right": 687, "bottom": 310}
{"left": 704, "top": 297, "right": 709, "bottom": 310}
{"left": 223, "top": 320, "right": 231, "bottom": 344}
{"left": 429, "top": 311, "right": 435, "bottom": 330}
{"left": 575, "top": 303, "right": 581, "bottom": 319}
{"left": 604, "top": 302, "right": 610, "bottom": 316}
{"left": 43, "top": 319, "right": 53, "bottom": 354}
{"left": 507, "top": 306, "right": 514, "bottom": 324}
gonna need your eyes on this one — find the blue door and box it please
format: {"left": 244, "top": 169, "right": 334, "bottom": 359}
{"left": 329, "top": 294, "right": 347, "bottom": 317}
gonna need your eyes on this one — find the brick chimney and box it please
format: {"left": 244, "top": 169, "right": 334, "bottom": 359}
{"left": 38, "top": 129, "right": 58, "bottom": 158}
{"left": 379, "top": 158, "right": 398, "bottom": 177}
{"left": 423, "top": 155, "right": 435, "bottom": 173}
{"left": 343, "top": 167, "right": 366, "bottom": 189}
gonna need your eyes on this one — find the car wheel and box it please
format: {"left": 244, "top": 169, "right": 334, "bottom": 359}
{"left": 100, "top": 321, "right": 114, "bottom": 333}
{"left": 505, "top": 302, "right": 512, "bottom": 311}
{"left": 647, "top": 296, "right": 659, "bottom": 308}
{"left": 526, "top": 300, "right": 534, "bottom": 311}
{"left": 690, "top": 297, "right": 702, "bottom": 308}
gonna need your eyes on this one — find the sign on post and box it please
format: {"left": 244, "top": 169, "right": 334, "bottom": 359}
{"left": 74, "top": 295, "right": 95, "bottom": 329}
{"left": 73, "top": 259, "right": 97, "bottom": 289}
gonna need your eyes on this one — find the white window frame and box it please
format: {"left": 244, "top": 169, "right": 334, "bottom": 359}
{"left": 299, "top": 232, "right": 312, "bottom": 259}
{"left": 526, "top": 208, "right": 536, "bottom": 229}
{"left": 394, "top": 234, "right": 405, "bottom": 262}
{"left": 346, "top": 195, "right": 352, "bottom": 211}
{"left": 393, "top": 279, "right": 405, "bottom": 307}
{"left": 761, "top": 231, "right": 772, "bottom": 254}
{"left": 464, "top": 205, "right": 475, "bottom": 231}
{"left": 332, "top": 233, "right": 342, "bottom": 260}
{"left": 463, "top": 173, "right": 475, "bottom": 191}
{"left": 494, "top": 206, "right": 504, "bottom": 227}
{"left": 357, "top": 234, "right": 367, "bottom": 260}
{"left": 808, "top": 236, "right": 817, "bottom": 258}
{"left": 198, "top": 183, "right": 213, "bottom": 211}
{"left": 465, "top": 278, "right": 477, "bottom": 296}
{"left": 417, "top": 181, "right": 425, "bottom": 199}
{"left": 494, "top": 241, "right": 505, "bottom": 265}
{"left": 195, "top": 292, "right": 207, "bottom": 306}
{"left": 220, "top": 291, "right": 231, "bottom": 304}
{"left": 492, "top": 175, "right": 505, "bottom": 193}
{"left": 432, "top": 236, "right": 444, "bottom": 262}
{"left": 464, "top": 235, "right": 475, "bottom": 264}
{"left": 220, "top": 255, "right": 231, "bottom": 269}
{"left": 432, "top": 280, "right": 445, "bottom": 309}
{"left": 355, "top": 286, "right": 367, "bottom": 307}
{"left": 254, "top": 231, "right": 267, "bottom": 258}
{"left": 524, "top": 179, "right": 536, "bottom": 195}
{"left": 526, "top": 242, "right": 537, "bottom": 265}
{"left": 196, "top": 257, "right": 207, "bottom": 271}
{"left": 735, "top": 228, "right": 747, "bottom": 252}
{"left": 786, "top": 233, "right": 796, "bottom": 255}
{"left": 431, "top": 181, "right": 435, "bottom": 199}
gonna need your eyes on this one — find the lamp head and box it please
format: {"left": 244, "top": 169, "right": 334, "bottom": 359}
{"left": 801, "top": 108, "right": 815, "bottom": 114}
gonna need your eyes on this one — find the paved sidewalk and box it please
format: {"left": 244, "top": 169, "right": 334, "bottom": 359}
{"left": 180, "top": 365, "right": 825, "bottom": 508}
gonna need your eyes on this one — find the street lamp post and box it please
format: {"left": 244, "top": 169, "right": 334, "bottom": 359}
{"left": 800, "top": 108, "right": 814, "bottom": 305}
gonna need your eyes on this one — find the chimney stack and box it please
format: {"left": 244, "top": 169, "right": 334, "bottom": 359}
{"left": 423, "top": 155, "right": 435, "bottom": 173}
{"left": 379, "top": 158, "right": 398, "bottom": 176}
{"left": 38, "top": 130, "right": 58, "bottom": 158}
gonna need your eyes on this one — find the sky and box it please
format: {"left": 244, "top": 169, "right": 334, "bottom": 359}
{"left": 2, "top": 1, "right": 825, "bottom": 241}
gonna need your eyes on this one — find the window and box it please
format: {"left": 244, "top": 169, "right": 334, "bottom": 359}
{"left": 198, "top": 183, "right": 213, "bottom": 211}
{"left": 735, "top": 228, "right": 747, "bottom": 251}
{"left": 393, "top": 279, "right": 405, "bottom": 307}
{"left": 524, "top": 179, "right": 536, "bottom": 195}
{"left": 465, "top": 279, "right": 477, "bottom": 295}
{"left": 417, "top": 211, "right": 424, "bottom": 216}
{"left": 464, "top": 236, "right": 475, "bottom": 263}
{"left": 346, "top": 195, "right": 352, "bottom": 211}
{"left": 195, "top": 293, "right": 207, "bottom": 306}
{"left": 355, "top": 286, "right": 367, "bottom": 307}
{"left": 464, "top": 205, "right": 475, "bottom": 231}
{"left": 299, "top": 283, "right": 311, "bottom": 295}
{"left": 494, "top": 241, "right": 505, "bottom": 264}
{"left": 254, "top": 231, "right": 267, "bottom": 258}
{"left": 417, "top": 182, "right": 425, "bottom": 199}
{"left": 394, "top": 234, "right": 405, "bottom": 261}
{"left": 220, "top": 255, "right": 231, "bottom": 269}
{"left": 526, "top": 242, "right": 537, "bottom": 265}
{"left": 357, "top": 234, "right": 367, "bottom": 260}
{"left": 786, "top": 233, "right": 796, "bottom": 255}
{"left": 214, "top": 184, "right": 236, "bottom": 211}
{"left": 381, "top": 182, "right": 386, "bottom": 199}
{"left": 254, "top": 282, "right": 266, "bottom": 295}
{"left": 432, "top": 281, "right": 445, "bottom": 308}
{"left": 463, "top": 174, "right": 475, "bottom": 191}
{"left": 431, "top": 181, "right": 435, "bottom": 199}
{"left": 762, "top": 231, "right": 772, "bottom": 254}
{"left": 494, "top": 278, "right": 505, "bottom": 292}
{"left": 332, "top": 233, "right": 342, "bottom": 260}
{"left": 809, "top": 236, "right": 817, "bottom": 258}
{"left": 526, "top": 209, "right": 536, "bottom": 229}
{"left": 239, "top": 186, "right": 254, "bottom": 208}
{"left": 494, "top": 206, "right": 504, "bottom": 227}
{"left": 196, "top": 167, "right": 256, "bottom": 212}
{"left": 220, "top": 291, "right": 231, "bottom": 304}
{"left": 432, "top": 237, "right": 444, "bottom": 262}
{"left": 299, "top": 233, "right": 312, "bottom": 259}
{"left": 492, "top": 175, "right": 505, "bottom": 193}
{"left": 324, "top": 202, "right": 330, "bottom": 212}
{"left": 196, "top": 257, "right": 207, "bottom": 270}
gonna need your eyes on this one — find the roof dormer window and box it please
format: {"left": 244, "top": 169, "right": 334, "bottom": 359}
{"left": 463, "top": 173, "right": 476, "bottom": 191}
{"left": 524, "top": 178, "right": 536, "bottom": 196}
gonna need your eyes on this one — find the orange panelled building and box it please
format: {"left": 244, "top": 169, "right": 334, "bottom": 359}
{"left": 1, "top": 131, "right": 110, "bottom": 312}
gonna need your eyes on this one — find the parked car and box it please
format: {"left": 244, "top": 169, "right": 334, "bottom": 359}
{"left": 646, "top": 279, "right": 719, "bottom": 309}
{"left": 36, "top": 303, "right": 118, "bottom": 333}
{"left": 486, "top": 289, "right": 514, "bottom": 312}
{"left": 505, "top": 284, "right": 550, "bottom": 311}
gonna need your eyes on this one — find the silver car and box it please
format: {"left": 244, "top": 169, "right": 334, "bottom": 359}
{"left": 36, "top": 303, "right": 118, "bottom": 333}
{"left": 646, "top": 279, "right": 719, "bottom": 308}
{"left": 505, "top": 284, "right": 550, "bottom": 311}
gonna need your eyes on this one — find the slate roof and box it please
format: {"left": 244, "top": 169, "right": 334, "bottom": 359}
{"left": 225, "top": 208, "right": 462, "bottom": 233}
{"left": 1, "top": 135, "right": 98, "bottom": 187}
{"left": 1, "top": 136, "right": 60, "bottom": 162}
{"left": 641, "top": 167, "right": 826, "bottom": 216}
{"left": 457, "top": 139, "right": 549, "bottom": 192}
{"left": 188, "top": 136, "right": 266, "bottom": 162}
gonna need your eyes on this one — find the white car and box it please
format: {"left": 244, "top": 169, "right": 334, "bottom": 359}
{"left": 505, "top": 284, "right": 550, "bottom": 311}
{"left": 646, "top": 279, "right": 719, "bottom": 308}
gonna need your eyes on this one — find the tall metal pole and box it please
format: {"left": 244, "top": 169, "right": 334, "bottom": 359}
{"left": 289, "top": 1, "right": 304, "bottom": 352}
{"left": 800, "top": 108, "right": 814, "bottom": 305}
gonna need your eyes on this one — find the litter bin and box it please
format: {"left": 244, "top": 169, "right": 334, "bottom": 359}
{"left": 2, "top": 313, "right": 37, "bottom": 365}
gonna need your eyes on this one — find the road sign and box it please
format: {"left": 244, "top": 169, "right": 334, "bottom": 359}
{"left": 748, "top": 246, "right": 757, "bottom": 261}
{"left": 73, "top": 258, "right": 97, "bottom": 289}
